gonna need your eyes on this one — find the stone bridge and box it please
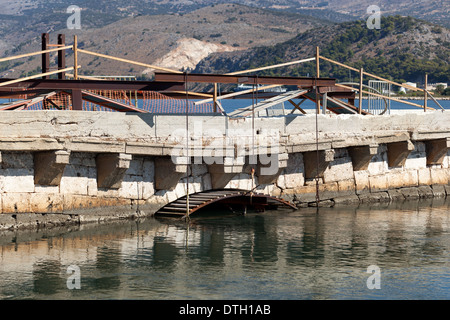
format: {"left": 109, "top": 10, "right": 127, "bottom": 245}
{"left": 1, "top": 110, "right": 450, "bottom": 228}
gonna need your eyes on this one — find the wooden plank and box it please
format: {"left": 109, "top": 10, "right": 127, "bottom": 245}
{"left": 229, "top": 90, "right": 307, "bottom": 117}
{"left": 320, "top": 55, "right": 424, "bottom": 92}
{"left": 0, "top": 67, "right": 76, "bottom": 88}
{"left": 289, "top": 99, "right": 307, "bottom": 114}
{"left": 327, "top": 96, "right": 359, "bottom": 114}
{"left": 0, "top": 46, "right": 72, "bottom": 63}
{"left": 79, "top": 90, "right": 147, "bottom": 113}
{"left": 425, "top": 90, "right": 445, "bottom": 110}
{"left": 77, "top": 48, "right": 183, "bottom": 74}
{"left": 194, "top": 84, "right": 281, "bottom": 105}
{"left": 0, "top": 99, "right": 32, "bottom": 110}
{"left": 227, "top": 57, "right": 315, "bottom": 75}
{"left": 155, "top": 211, "right": 186, "bottom": 216}
{"left": 335, "top": 83, "right": 434, "bottom": 110}
{"left": 155, "top": 73, "right": 336, "bottom": 87}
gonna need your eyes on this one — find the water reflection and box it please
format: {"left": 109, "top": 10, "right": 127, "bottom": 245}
{"left": 0, "top": 199, "right": 449, "bottom": 300}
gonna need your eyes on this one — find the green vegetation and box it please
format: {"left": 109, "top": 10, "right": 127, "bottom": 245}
{"left": 229, "top": 16, "right": 449, "bottom": 84}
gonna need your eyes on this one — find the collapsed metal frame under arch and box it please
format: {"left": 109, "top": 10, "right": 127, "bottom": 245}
{"left": 155, "top": 189, "right": 297, "bottom": 219}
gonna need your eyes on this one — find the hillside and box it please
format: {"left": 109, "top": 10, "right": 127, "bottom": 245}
{"left": 1, "top": 0, "right": 447, "bottom": 26}
{"left": 194, "top": 16, "right": 450, "bottom": 85}
{"left": 0, "top": 0, "right": 448, "bottom": 53}
{"left": 0, "top": 3, "right": 330, "bottom": 78}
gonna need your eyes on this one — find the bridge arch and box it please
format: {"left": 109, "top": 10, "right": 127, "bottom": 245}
{"left": 154, "top": 189, "right": 297, "bottom": 218}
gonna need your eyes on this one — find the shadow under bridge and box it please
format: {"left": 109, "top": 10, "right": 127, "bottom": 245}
{"left": 155, "top": 189, "right": 297, "bottom": 218}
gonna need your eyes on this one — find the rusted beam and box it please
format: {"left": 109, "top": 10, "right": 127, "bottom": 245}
{"left": 57, "top": 34, "right": 66, "bottom": 80}
{"left": 41, "top": 33, "right": 50, "bottom": 79}
{"left": 0, "top": 78, "right": 185, "bottom": 92}
{"left": 154, "top": 72, "right": 336, "bottom": 87}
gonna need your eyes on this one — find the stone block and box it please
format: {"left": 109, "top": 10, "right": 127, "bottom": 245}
{"left": 333, "top": 194, "right": 360, "bottom": 205}
{"left": 65, "top": 138, "right": 125, "bottom": 153}
{"left": 418, "top": 168, "right": 432, "bottom": 186}
{"left": 126, "top": 157, "right": 144, "bottom": 176}
{"left": 29, "top": 193, "right": 64, "bottom": 213}
{"left": 277, "top": 153, "right": 305, "bottom": 189}
{"left": 293, "top": 181, "right": 339, "bottom": 202}
{"left": 444, "top": 185, "right": 450, "bottom": 196}
{"left": 399, "top": 187, "right": 420, "bottom": 200}
{"left": 0, "top": 168, "right": 35, "bottom": 193}
{"left": 63, "top": 194, "right": 129, "bottom": 212}
{"left": 431, "top": 184, "right": 446, "bottom": 198}
{"left": 87, "top": 174, "right": 98, "bottom": 197}
{"left": 0, "top": 138, "right": 62, "bottom": 152}
{"left": 387, "top": 189, "right": 405, "bottom": 201}
{"left": 191, "top": 164, "right": 208, "bottom": 177}
{"left": 34, "top": 185, "right": 59, "bottom": 194}
{"left": 323, "top": 157, "right": 354, "bottom": 183}
{"left": 119, "top": 176, "right": 142, "bottom": 199}
{"left": 179, "top": 176, "right": 202, "bottom": 194}
{"left": 226, "top": 173, "right": 254, "bottom": 191}
{"left": 0, "top": 213, "right": 16, "bottom": 230}
{"left": 59, "top": 165, "right": 89, "bottom": 195}
{"left": 430, "top": 168, "right": 449, "bottom": 185}
{"left": 202, "top": 174, "right": 212, "bottom": 191}
{"left": 404, "top": 153, "right": 427, "bottom": 170}
{"left": 386, "top": 169, "right": 418, "bottom": 189}
{"left": 417, "top": 185, "right": 434, "bottom": 198}
{"left": 125, "top": 142, "right": 164, "bottom": 156}
{"left": 13, "top": 213, "right": 45, "bottom": 228}
{"left": 358, "top": 191, "right": 390, "bottom": 203}
{"left": 173, "top": 180, "right": 188, "bottom": 198}
{"left": 367, "top": 149, "right": 388, "bottom": 176}
{"left": 369, "top": 175, "right": 388, "bottom": 192}
{"left": 354, "top": 170, "right": 370, "bottom": 194}
{"left": 208, "top": 159, "right": 244, "bottom": 189}
{"left": 141, "top": 180, "right": 155, "bottom": 200}
{"left": 337, "top": 179, "right": 356, "bottom": 196}
{"left": 2, "top": 193, "right": 31, "bottom": 213}
{"left": 1, "top": 152, "right": 34, "bottom": 168}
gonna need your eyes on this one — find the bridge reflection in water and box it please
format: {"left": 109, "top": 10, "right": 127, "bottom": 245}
{"left": 0, "top": 198, "right": 449, "bottom": 300}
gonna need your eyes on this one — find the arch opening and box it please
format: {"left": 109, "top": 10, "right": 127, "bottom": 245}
{"left": 154, "top": 189, "right": 297, "bottom": 219}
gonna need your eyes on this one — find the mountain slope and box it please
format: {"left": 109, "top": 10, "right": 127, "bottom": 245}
{"left": 0, "top": 3, "right": 330, "bottom": 78}
{"left": 194, "top": 16, "right": 450, "bottom": 84}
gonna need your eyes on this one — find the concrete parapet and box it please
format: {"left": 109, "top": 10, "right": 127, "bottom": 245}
{"left": 34, "top": 150, "right": 70, "bottom": 186}
{"left": 65, "top": 138, "right": 125, "bottom": 153}
{"left": 96, "top": 153, "right": 132, "bottom": 189}
{"left": 0, "top": 138, "right": 63, "bottom": 151}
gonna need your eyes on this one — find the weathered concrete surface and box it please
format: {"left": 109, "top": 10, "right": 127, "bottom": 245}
{"left": 0, "top": 110, "right": 450, "bottom": 229}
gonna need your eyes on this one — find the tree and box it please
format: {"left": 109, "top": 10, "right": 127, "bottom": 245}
{"left": 435, "top": 84, "right": 445, "bottom": 95}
